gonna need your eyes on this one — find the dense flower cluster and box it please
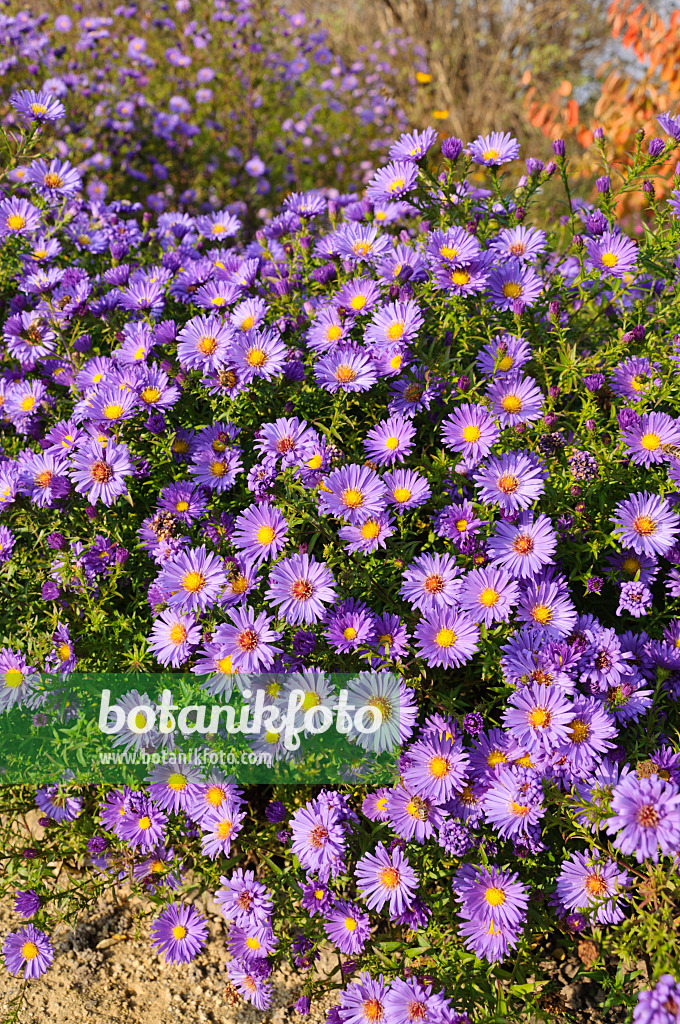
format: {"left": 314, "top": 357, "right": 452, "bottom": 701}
{"left": 0, "top": 0, "right": 419, "bottom": 211}
{"left": 1, "top": 80, "right": 680, "bottom": 1021}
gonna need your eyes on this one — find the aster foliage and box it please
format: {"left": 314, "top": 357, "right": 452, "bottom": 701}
{"left": 2, "top": 82, "right": 680, "bottom": 1024}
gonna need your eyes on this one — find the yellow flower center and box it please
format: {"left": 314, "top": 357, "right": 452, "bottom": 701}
{"left": 141, "top": 387, "right": 161, "bottom": 404}
{"left": 528, "top": 707, "right": 550, "bottom": 728}
{"left": 361, "top": 520, "right": 381, "bottom": 539}
{"left": 429, "top": 755, "right": 450, "bottom": 778}
{"left": 502, "top": 282, "right": 522, "bottom": 299}
{"left": 482, "top": 148, "right": 500, "bottom": 161}
{"left": 462, "top": 425, "right": 481, "bottom": 442}
{"left": 640, "top": 432, "right": 660, "bottom": 451}
{"left": 485, "top": 886, "right": 506, "bottom": 906}
{"left": 344, "top": 916, "right": 358, "bottom": 931}
{"left": 380, "top": 866, "right": 401, "bottom": 889}
{"left": 168, "top": 773, "right": 187, "bottom": 790}
{"left": 217, "top": 819, "right": 233, "bottom": 839}
{"left": 4, "top": 669, "right": 23, "bottom": 688}
{"left": 7, "top": 214, "right": 26, "bottom": 231}
{"left": 342, "top": 488, "right": 364, "bottom": 509}
{"left": 343, "top": 627, "right": 357, "bottom": 640}
{"left": 450, "top": 270, "right": 470, "bottom": 286}
{"left": 182, "top": 571, "right": 205, "bottom": 593}
{"left": 601, "top": 252, "right": 618, "bottom": 267}
{"left": 479, "top": 587, "right": 500, "bottom": 607}
{"left": 21, "top": 941, "right": 39, "bottom": 960}
{"left": 385, "top": 436, "right": 400, "bottom": 450}
{"left": 246, "top": 347, "right": 266, "bottom": 367}
{"left": 435, "top": 628, "right": 456, "bottom": 648}
{"left": 20, "top": 395, "right": 36, "bottom": 411}
{"left": 350, "top": 295, "right": 367, "bottom": 310}
{"left": 501, "top": 394, "right": 522, "bottom": 413}
{"left": 256, "top": 525, "right": 276, "bottom": 545}
{"left": 335, "top": 364, "right": 357, "bottom": 383}
{"left": 633, "top": 515, "right": 656, "bottom": 536}
{"left": 169, "top": 623, "right": 188, "bottom": 644}
{"left": 172, "top": 925, "right": 187, "bottom": 940}
{"left": 386, "top": 322, "right": 405, "bottom": 341}
{"left": 440, "top": 245, "right": 458, "bottom": 259}
{"left": 103, "top": 403, "right": 124, "bottom": 420}
{"left": 531, "top": 603, "right": 552, "bottom": 624}
{"left": 392, "top": 487, "right": 411, "bottom": 503}
{"left": 327, "top": 325, "right": 342, "bottom": 341}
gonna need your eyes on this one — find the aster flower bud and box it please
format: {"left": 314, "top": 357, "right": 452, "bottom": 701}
{"left": 593, "top": 126, "right": 604, "bottom": 140}
{"left": 552, "top": 139, "right": 565, "bottom": 157}
{"left": 441, "top": 136, "right": 463, "bottom": 160}
{"left": 596, "top": 176, "right": 610, "bottom": 193}
{"left": 648, "top": 137, "right": 665, "bottom": 157}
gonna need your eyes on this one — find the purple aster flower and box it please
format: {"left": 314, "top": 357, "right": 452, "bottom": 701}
{"left": 458, "top": 566, "right": 519, "bottom": 625}
{"left": 365, "top": 612, "right": 411, "bottom": 665}
{"left": 403, "top": 731, "right": 470, "bottom": 803}
{"left": 585, "top": 231, "right": 638, "bottom": 278}
{"left": 231, "top": 329, "right": 287, "bottom": 383}
{"left": 617, "top": 580, "right": 653, "bottom": 617}
{"left": 200, "top": 805, "right": 246, "bottom": 859}
{"left": 323, "top": 900, "right": 370, "bottom": 954}
{"left": 474, "top": 450, "right": 547, "bottom": 510}
{"left": 441, "top": 404, "right": 500, "bottom": 461}
{"left": 147, "top": 762, "right": 204, "bottom": 814}
{"left": 425, "top": 227, "right": 481, "bottom": 268}
{"left": 434, "top": 501, "right": 487, "bottom": 546}
{"left": 385, "top": 785, "right": 442, "bottom": 843}
{"left": 487, "top": 513, "right": 557, "bottom": 579}
{"left": 266, "top": 554, "right": 337, "bottom": 625}
{"left": 383, "top": 468, "right": 431, "bottom": 511}
{"left": 487, "top": 262, "right": 542, "bottom": 310}
{"left": 634, "top": 975, "right": 680, "bottom": 1024}
{"left": 14, "top": 890, "right": 40, "bottom": 919}
{"left": 212, "top": 606, "right": 282, "bottom": 672}
{"left": 517, "top": 580, "right": 577, "bottom": 638}
{"left": 338, "top": 513, "right": 395, "bottom": 555}
{"left": 147, "top": 609, "right": 202, "bottom": 668}
{"left": 215, "top": 869, "right": 273, "bottom": 927}
{"left": 606, "top": 773, "right": 680, "bottom": 863}
{"left": 28, "top": 158, "right": 81, "bottom": 201}
{"left": 468, "top": 131, "right": 520, "bottom": 165}
{"left": 158, "top": 545, "right": 226, "bottom": 612}
{"left": 400, "top": 552, "right": 462, "bottom": 612}
{"left": 364, "top": 300, "right": 424, "bottom": 347}
{"left": 255, "top": 417, "right": 318, "bottom": 467}
{"left": 68, "top": 437, "right": 133, "bottom": 506}
{"left": 503, "top": 682, "right": 574, "bottom": 752}
{"left": 355, "top": 842, "right": 418, "bottom": 917}
{"left": 314, "top": 348, "right": 378, "bottom": 394}
{"left": 389, "top": 126, "right": 438, "bottom": 161}
{"left": 433, "top": 252, "right": 494, "bottom": 295}
{"left": 611, "top": 356, "right": 660, "bottom": 402}
{"left": 413, "top": 609, "right": 480, "bottom": 668}
{"left": 17, "top": 452, "right": 70, "bottom": 508}
{"left": 336, "top": 223, "right": 392, "bottom": 263}
{"left": 612, "top": 492, "right": 680, "bottom": 557}
{"left": 365, "top": 161, "right": 419, "bottom": 202}
{"left": 363, "top": 414, "right": 416, "bottom": 466}
{"left": 621, "top": 412, "right": 680, "bottom": 467}
{"left": 338, "top": 971, "right": 390, "bottom": 1024}
{"left": 232, "top": 502, "right": 288, "bottom": 565}
{"left": 176, "top": 314, "right": 232, "bottom": 371}
{"left": 555, "top": 850, "right": 629, "bottom": 925}
{"left": 157, "top": 483, "right": 207, "bottom": 524}
{"left": 325, "top": 599, "right": 376, "bottom": 654}
{"left": 452, "top": 862, "right": 528, "bottom": 962}
{"left": 291, "top": 799, "right": 347, "bottom": 881}
{"left": 382, "top": 977, "right": 446, "bottom": 1024}
{"left": 337, "top": 277, "right": 382, "bottom": 315}
{"left": 490, "top": 225, "right": 546, "bottom": 262}
{"left": 3, "top": 925, "right": 54, "bottom": 979}
{"left": 226, "top": 960, "right": 273, "bottom": 1010}
{"left": 115, "top": 795, "right": 167, "bottom": 852}
{"left": 481, "top": 766, "right": 545, "bottom": 837}
{"left": 318, "top": 464, "right": 386, "bottom": 524}
{"left": 11, "top": 88, "right": 65, "bottom": 122}
{"left": 488, "top": 374, "right": 545, "bottom": 427}
{"left": 150, "top": 902, "right": 208, "bottom": 964}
